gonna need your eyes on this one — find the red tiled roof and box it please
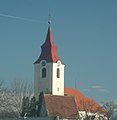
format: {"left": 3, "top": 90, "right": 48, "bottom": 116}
{"left": 44, "top": 94, "right": 79, "bottom": 118}
{"left": 64, "top": 87, "right": 107, "bottom": 115}
{"left": 34, "top": 26, "right": 61, "bottom": 64}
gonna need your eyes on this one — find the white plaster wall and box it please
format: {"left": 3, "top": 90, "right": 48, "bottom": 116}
{"left": 34, "top": 60, "right": 65, "bottom": 99}
{"left": 34, "top": 64, "right": 40, "bottom": 100}
{"left": 52, "top": 61, "right": 65, "bottom": 96}
{"left": 34, "top": 62, "right": 53, "bottom": 100}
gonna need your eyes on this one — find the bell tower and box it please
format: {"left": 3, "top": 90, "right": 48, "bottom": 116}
{"left": 34, "top": 20, "right": 65, "bottom": 99}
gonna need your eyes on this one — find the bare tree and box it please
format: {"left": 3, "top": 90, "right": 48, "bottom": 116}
{"left": 0, "top": 80, "right": 18, "bottom": 117}
{"left": 102, "top": 101, "right": 117, "bottom": 120}
{"left": 0, "top": 80, "right": 4, "bottom": 115}
{"left": 10, "top": 79, "right": 33, "bottom": 117}
{"left": 0, "top": 80, "right": 4, "bottom": 97}
{"left": 79, "top": 99, "right": 96, "bottom": 120}
{"left": 79, "top": 99, "right": 107, "bottom": 120}
{"left": 0, "top": 79, "right": 33, "bottom": 117}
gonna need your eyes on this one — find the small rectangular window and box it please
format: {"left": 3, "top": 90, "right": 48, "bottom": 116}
{"left": 57, "top": 88, "right": 59, "bottom": 91}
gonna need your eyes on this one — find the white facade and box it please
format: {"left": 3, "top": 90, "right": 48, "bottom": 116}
{"left": 34, "top": 60, "right": 65, "bottom": 100}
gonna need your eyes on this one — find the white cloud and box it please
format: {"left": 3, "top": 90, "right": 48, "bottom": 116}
{"left": 81, "top": 85, "right": 109, "bottom": 94}
{"left": 92, "top": 85, "right": 109, "bottom": 93}
{"left": 82, "top": 89, "right": 90, "bottom": 92}
{"left": 92, "top": 85, "right": 104, "bottom": 89}
{"left": 97, "top": 88, "right": 109, "bottom": 93}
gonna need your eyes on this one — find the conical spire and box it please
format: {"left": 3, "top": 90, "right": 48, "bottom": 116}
{"left": 34, "top": 19, "right": 61, "bottom": 64}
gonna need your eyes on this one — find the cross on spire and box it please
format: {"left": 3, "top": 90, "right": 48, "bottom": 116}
{"left": 48, "top": 9, "right": 51, "bottom": 25}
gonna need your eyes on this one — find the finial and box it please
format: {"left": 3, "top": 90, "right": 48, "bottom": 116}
{"left": 48, "top": 9, "right": 51, "bottom": 25}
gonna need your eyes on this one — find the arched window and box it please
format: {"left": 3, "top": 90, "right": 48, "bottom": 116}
{"left": 57, "top": 68, "right": 60, "bottom": 78}
{"left": 42, "top": 68, "right": 46, "bottom": 78}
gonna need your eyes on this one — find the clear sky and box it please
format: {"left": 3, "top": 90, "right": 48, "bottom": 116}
{"left": 0, "top": 0, "right": 117, "bottom": 102}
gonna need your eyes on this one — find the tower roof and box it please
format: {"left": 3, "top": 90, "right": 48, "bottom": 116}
{"left": 34, "top": 24, "right": 61, "bottom": 64}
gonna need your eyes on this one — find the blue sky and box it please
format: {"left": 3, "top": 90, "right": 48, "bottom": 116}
{"left": 0, "top": 0, "right": 117, "bottom": 102}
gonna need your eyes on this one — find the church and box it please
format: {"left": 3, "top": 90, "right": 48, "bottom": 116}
{"left": 33, "top": 19, "right": 107, "bottom": 120}
{"left": 34, "top": 20, "right": 65, "bottom": 99}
